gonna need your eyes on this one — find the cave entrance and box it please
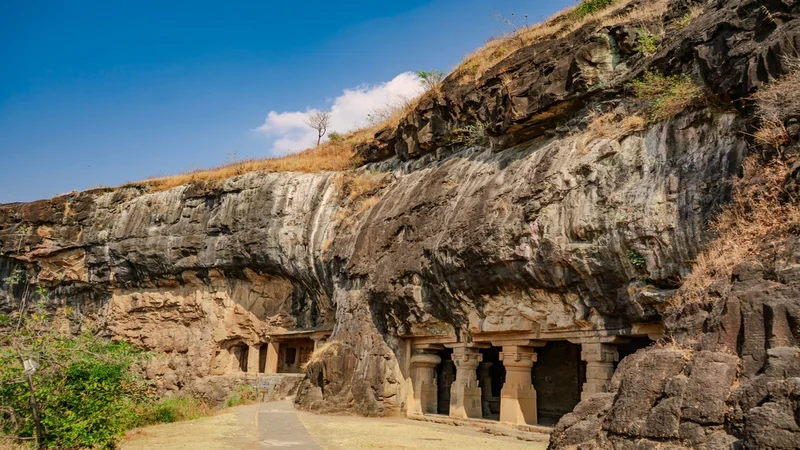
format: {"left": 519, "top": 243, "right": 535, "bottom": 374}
{"left": 234, "top": 344, "right": 249, "bottom": 373}
{"left": 532, "top": 341, "right": 584, "bottom": 425}
{"left": 617, "top": 337, "right": 653, "bottom": 363}
{"left": 479, "top": 346, "right": 504, "bottom": 420}
{"left": 278, "top": 338, "right": 314, "bottom": 373}
{"left": 258, "top": 344, "right": 268, "bottom": 373}
{"left": 434, "top": 348, "right": 454, "bottom": 415}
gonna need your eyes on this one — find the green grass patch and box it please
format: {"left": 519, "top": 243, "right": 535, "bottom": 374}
{"left": 573, "top": 0, "right": 617, "bottom": 18}
{"left": 224, "top": 385, "right": 261, "bottom": 408}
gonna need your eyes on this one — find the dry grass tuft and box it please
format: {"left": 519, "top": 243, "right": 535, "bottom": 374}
{"left": 672, "top": 158, "right": 800, "bottom": 306}
{"left": 332, "top": 171, "right": 389, "bottom": 227}
{"left": 334, "top": 171, "right": 390, "bottom": 203}
{"left": 578, "top": 110, "right": 645, "bottom": 153}
{"left": 629, "top": 70, "right": 704, "bottom": 122}
{"left": 586, "top": 110, "right": 646, "bottom": 139}
{"left": 601, "top": 0, "right": 669, "bottom": 28}
{"left": 753, "top": 57, "right": 800, "bottom": 148}
{"left": 453, "top": 0, "right": 670, "bottom": 85}
{"left": 143, "top": 129, "right": 372, "bottom": 192}
{"left": 301, "top": 341, "right": 342, "bottom": 370}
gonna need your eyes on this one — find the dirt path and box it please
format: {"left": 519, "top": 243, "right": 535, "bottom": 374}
{"left": 298, "top": 411, "right": 548, "bottom": 450}
{"left": 121, "top": 401, "right": 548, "bottom": 450}
{"left": 121, "top": 401, "right": 320, "bottom": 450}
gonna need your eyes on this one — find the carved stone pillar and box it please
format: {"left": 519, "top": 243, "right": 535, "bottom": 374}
{"left": 408, "top": 351, "right": 441, "bottom": 415}
{"left": 265, "top": 340, "right": 280, "bottom": 374}
{"left": 478, "top": 361, "right": 494, "bottom": 417}
{"left": 437, "top": 359, "right": 455, "bottom": 414}
{"left": 449, "top": 347, "right": 483, "bottom": 419}
{"left": 247, "top": 344, "right": 260, "bottom": 375}
{"left": 499, "top": 345, "right": 537, "bottom": 425}
{"left": 581, "top": 342, "right": 619, "bottom": 400}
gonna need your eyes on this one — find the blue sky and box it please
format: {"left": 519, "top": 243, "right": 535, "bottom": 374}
{"left": 0, "top": 0, "right": 574, "bottom": 203}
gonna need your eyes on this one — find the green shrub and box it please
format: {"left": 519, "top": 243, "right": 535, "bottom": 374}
{"left": 0, "top": 335, "right": 150, "bottom": 449}
{"left": 628, "top": 70, "right": 703, "bottom": 121}
{"left": 453, "top": 121, "right": 488, "bottom": 147}
{"left": 224, "top": 385, "right": 261, "bottom": 408}
{"left": 634, "top": 28, "right": 660, "bottom": 55}
{"left": 573, "top": 0, "right": 617, "bottom": 18}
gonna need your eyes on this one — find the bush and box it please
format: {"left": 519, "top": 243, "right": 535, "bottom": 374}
{"left": 0, "top": 334, "right": 150, "bottom": 449}
{"left": 573, "top": 0, "right": 617, "bottom": 18}
{"left": 628, "top": 70, "right": 703, "bottom": 122}
{"left": 634, "top": 28, "right": 659, "bottom": 55}
{"left": 453, "top": 121, "right": 488, "bottom": 147}
{"left": 143, "top": 396, "right": 211, "bottom": 424}
{"left": 753, "top": 57, "right": 800, "bottom": 148}
{"left": 224, "top": 385, "right": 260, "bottom": 408}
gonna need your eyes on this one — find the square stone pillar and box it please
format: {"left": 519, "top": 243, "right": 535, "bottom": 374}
{"left": 449, "top": 347, "right": 483, "bottom": 419}
{"left": 247, "top": 344, "right": 261, "bottom": 375}
{"left": 265, "top": 340, "right": 280, "bottom": 375}
{"left": 580, "top": 342, "right": 618, "bottom": 400}
{"left": 407, "top": 351, "right": 441, "bottom": 416}
{"left": 499, "top": 345, "right": 537, "bottom": 425}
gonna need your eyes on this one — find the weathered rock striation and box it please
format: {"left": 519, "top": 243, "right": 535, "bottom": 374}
{"left": 1, "top": 0, "right": 799, "bottom": 447}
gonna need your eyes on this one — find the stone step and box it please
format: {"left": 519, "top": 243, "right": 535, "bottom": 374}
{"left": 407, "top": 413, "right": 552, "bottom": 442}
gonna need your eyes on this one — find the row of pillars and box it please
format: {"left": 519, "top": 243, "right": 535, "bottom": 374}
{"left": 240, "top": 336, "right": 328, "bottom": 375}
{"left": 408, "top": 342, "right": 619, "bottom": 425}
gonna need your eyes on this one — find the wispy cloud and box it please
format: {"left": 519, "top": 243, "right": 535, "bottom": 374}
{"left": 254, "top": 72, "right": 424, "bottom": 155}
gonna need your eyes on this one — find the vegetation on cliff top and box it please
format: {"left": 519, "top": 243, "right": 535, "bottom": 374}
{"left": 139, "top": 0, "right": 673, "bottom": 194}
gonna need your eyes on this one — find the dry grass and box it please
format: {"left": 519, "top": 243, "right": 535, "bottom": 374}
{"left": 331, "top": 171, "right": 389, "bottom": 226}
{"left": 753, "top": 57, "right": 800, "bottom": 148}
{"left": 452, "top": 0, "right": 670, "bottom": 85}
{"left": 586, "top": 110, "right": 645, "bottom": 139}
{"left": 131, "top": 0, "right": 674, "bottom": 192}
{"left": 672, "top": 158, "right": 800, "bottom": 306}
{"left": 629, "top": 70, "right": 704, "bottom": 122}
{"left": 334, "top": 171, "right": 390, "bottom": 203}
{"left": 301, "top": 341, "right": 342, "bottom": 370}
{"left": 601, "top": 0, "right": 669, "bottom": 28}
{"left": 143, "top": 133, "right": 363, "bottom": 192}
{"left": 578, "top": 110, "right": 645, "bottom": 153}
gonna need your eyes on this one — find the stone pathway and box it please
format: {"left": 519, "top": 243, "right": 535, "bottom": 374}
{"left": 257, "top": 401, "right": 321, "bottom": 449}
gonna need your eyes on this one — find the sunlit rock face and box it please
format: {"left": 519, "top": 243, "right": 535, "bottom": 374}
{"left": 1, "top": 0, "right": 799, "bottom": 446}
{"left": 0, "top": 110, "right": 744, "bottom": 409}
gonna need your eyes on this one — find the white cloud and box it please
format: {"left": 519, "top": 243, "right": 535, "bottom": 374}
{"left": 254, "top": 72, "right": 424, "bottom": 156}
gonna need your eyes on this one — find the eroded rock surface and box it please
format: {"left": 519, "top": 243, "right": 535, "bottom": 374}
{"left": 0, "top": 0, "right": 798, "bottom": 447}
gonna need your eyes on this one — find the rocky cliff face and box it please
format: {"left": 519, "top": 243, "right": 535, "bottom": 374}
{"left": 1, "top": 0, "right": 799, "bottom": 446}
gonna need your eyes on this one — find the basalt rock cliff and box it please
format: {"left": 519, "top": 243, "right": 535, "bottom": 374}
{"left": 1, "top": 0, "right": 799, "bottom": 448}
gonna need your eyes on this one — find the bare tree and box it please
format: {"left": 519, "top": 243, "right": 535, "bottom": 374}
{"left": 305, "top": 110, "right": 331, "bottom": 147}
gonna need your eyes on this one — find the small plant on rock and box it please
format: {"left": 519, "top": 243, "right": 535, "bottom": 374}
{"left": 627, "top": 249, "right": 647, "bottom": 269}
{"left": 417, "top": 70, "right": 446, "bottom": 92}
{"left": 453, "top": 121, "right": 489, "bottom": 147}
{"left": 573, "top": 0, "right": 617, "bottom": 19}
{"left": 673, "top": 6, "right": 703, "bottom": 29}
{"left": 628, "top": 70, "right": 703, "bottom": 122}
{"left": 634, "top": 28, "right": 660, "bottom": 55}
